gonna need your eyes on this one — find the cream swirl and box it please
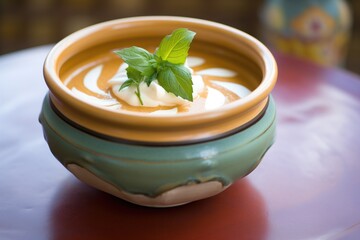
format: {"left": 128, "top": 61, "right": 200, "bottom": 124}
{"left": 108, "top": 62, "right": 205, "bottom": 107}
{"left": 69, "top": 56, "right": 251, "bottom": 115}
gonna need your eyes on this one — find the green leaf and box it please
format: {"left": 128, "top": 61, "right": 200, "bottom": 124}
{"left": 114, "top": 47, "right": 155, "bottom": 77}
{"left": 120, "top": 66, "right": 145, "bottom": 105}
{"left": 119, "top": 79, "right": 134, "bottom": 91}
{"left": 113, "top": 28, "right": 197, "bottom": 104}
{"left": 156, "top": 28, "right": 196, "bottom": 64}
{"left": 126, "top": 66, "right": 143, "bottom": 83}
{"left": 145, "top": 72, "right": 157, "bottom": 86}
{"left": 157, "top": 63, "right": 193, "bottom": 101}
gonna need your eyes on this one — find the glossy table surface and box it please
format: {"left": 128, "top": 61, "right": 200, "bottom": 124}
{"left": 1, "top": 45, "right": 360, "bottom": 240}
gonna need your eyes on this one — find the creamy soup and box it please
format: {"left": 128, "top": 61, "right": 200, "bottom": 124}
{"left": 60, "top": 39, "right": 260, "bottom": 115}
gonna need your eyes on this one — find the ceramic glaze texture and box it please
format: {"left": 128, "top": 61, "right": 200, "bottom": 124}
{"left": 40, "top": 94, "right": 275, "bottom": 207}
{"left": 40, "top": 17, "right": 277, "bottom": 207}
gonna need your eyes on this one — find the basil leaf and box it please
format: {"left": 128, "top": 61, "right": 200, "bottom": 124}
{"left": 122, "top": 66, "right": 145, "bottom": 105}
{"left": 114, "top": 47, "right": 155, "bottom": 77}
{"left": 145, "top": 72, "right": 157, "bottom": 86}
{"left": 114, "top": 28, "right": 197, "bottom": 104}
{"left": 157, "top": 63, "right": 193, "bottom": 101}
{"left": 156, "top": 28, "right": 196, "bottom": 64}
{"left": 119, "top": 79, "right": 134, "bottom": 91}
{"left": 126, "top": 66, "right": 143, "bottom": 83}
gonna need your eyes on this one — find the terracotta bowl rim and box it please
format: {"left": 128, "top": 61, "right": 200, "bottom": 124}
{"left": 44, "top": 16, "right": 277, "bottom": 121}
{"left": 43, "top": 16, "right": 278, "bottom": 143}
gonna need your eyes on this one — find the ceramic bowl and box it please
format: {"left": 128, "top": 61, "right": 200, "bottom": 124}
{"left": 40, "top": 16, "right": 277, "bottom": 207}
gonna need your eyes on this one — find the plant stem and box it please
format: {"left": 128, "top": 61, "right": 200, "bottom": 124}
{"left": 135, "top": 84, "right": 143, "bottom": 105}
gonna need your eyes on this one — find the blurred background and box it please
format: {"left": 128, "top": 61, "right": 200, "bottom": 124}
{"left": 0, "top": 0, "right": 359, "bottom": 74}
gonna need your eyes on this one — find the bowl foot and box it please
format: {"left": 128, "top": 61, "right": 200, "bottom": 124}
{"left": 67, "top": 164, "right": 228, "bottom": 207}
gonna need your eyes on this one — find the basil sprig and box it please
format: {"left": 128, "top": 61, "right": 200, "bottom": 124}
{"left": 114, "top": 28, "right": 196, "bottom": 104}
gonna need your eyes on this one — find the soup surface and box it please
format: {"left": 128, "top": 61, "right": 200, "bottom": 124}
{"left": 60, "top": 39, "right": 260, "bottom": 115}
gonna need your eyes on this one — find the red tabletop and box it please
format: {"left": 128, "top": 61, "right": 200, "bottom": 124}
{"left": 1, "top": 46, "right": 360, "bottom": 240}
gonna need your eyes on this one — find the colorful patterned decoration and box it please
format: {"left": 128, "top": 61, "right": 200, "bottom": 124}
{"left": 261, "top": 0, "right": 352, "bottom": 66}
